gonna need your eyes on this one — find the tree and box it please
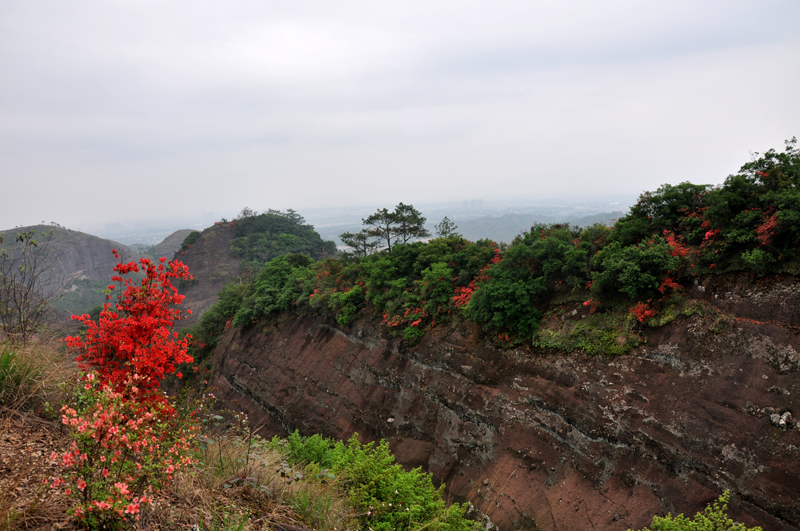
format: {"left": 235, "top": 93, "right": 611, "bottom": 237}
{"left": 363, "top": 208, "right": 397, "bottom": 254}
{"left": 435, "top": 216, "right": 459, "bottom": 238}
{"left": 393, "top": 203, "right": 430, "bottom": 244}
{"left": 362, "top": 203, "right": 430, "bottom": 254}
{"left": 237, "top": 206, "right": 257, "bottom": 219}
{"left": 340, "top": 229, "right": 379, "bottom": 257}
{"left": 0, "top": 229, "right": 65, "bottom": 343}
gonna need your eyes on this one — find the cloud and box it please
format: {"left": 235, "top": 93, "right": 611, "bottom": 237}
{"left": 0, "top": 0, "right": 798, "bottom": 230}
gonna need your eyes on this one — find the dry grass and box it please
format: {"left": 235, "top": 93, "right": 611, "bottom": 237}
{"left": 0, "top": 411, "right": 358, "bottom": 531}
{"left": 145, "top": 433, "right": 359, "bottom": 531}
{"left": 0, "top": 340, "right": 357, "bottom": 531}
{"left": 0, "top": 337, "right": 73, "bottom": 413}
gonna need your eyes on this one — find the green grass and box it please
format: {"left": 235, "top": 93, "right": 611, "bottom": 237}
{"left": 0, "top": 345, "right": 46, "bottom": 410}
{"left": 533, "top": 309, "right": 644, "bottom": 356}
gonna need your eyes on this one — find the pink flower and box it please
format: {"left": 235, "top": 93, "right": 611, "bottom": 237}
{"left": 124, "top": 503, "right": 140, "bottom": 514}
{"left": 77, "top": 478, "right": 87, "bottom": 491}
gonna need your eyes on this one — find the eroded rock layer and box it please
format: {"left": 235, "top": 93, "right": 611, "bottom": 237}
{"left": 211, "top": 275, "right": 800, "bottom": 531}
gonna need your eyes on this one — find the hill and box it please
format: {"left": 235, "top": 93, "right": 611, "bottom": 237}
{"left": 175, "top": 210, "right": 336, "bottom": 329}
{"left": 0, "top": 225, "right": 142, "bottom": 318}
{"left": 0, "top": 226, "right": 198, "bottom": 321}
{"left": 131, "top": 228, "right": 195, "bottom": 261}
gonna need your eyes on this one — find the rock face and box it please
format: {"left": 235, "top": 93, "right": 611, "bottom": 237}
{"left": 0, "top": 225, "right": 141, "bottom": 318}
{"left": 174, "top": 223, "right": 240, "bottom": 329}
{"left": 211, "top": 274, "right": 800, "bottom": 531}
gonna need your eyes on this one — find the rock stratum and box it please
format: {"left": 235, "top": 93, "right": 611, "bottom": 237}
{"left": 209, "top": 273, "right": 800, "bottom": 531}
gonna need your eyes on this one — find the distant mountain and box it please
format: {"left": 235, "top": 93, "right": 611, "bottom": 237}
{"left": 0, "top": 225, "right": 141, "bottom": 318}
{"left": 0, "top": 225, "right": 196, "bottom": 319}
{"left": 130, "top": 229, "right": 195, "bottom": 261}
{"left": 448, "top": 211, "right": 625, "bottom": 244}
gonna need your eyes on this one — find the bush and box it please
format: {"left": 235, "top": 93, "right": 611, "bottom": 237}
{"left": 280, "top": 432, "right": 476, "bottom": 531}
{"left": 179, "top": 231, "right": 201, "bottom": 252}
{"left": 591, "top": 238, "right": 680, "bottom": 302}
{"left": 233, "top": 254, "right": 314, "bottom": 329}
{"left": 50, "top": 373, "right": 199, "bottom": 528}
{"left": 629, "top": 490, "right": 761, "bottom": 531}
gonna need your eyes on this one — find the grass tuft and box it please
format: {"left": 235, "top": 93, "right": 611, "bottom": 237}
{"left": 0, "top": 340, "right": 69, "bottom": 413}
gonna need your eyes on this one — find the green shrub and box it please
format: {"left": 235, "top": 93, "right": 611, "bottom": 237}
{"left": 233, "top": 254, "right": 314, "bottom": 329}
{"left": 280, "top": 432, "right": 476, "bottom": 531}
{"left": 180, "top": 230, "right": 201, "bottom": 252}
{"left": 591, "top": 238, "right": 679, "bottom": 302}
{"left": 629, "top": 491, "right": 761, "bottom": 531}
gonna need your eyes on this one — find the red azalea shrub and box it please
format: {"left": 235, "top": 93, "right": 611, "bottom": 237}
{"left": 452, "top": 248, "right": 501, "bottom": 308}
{"left": 756, "top": 213, "right": 779, "bottom": 246}
{"left": 64, "top": 251, "right": 194, "bottom": 398}
{"left": 55, "top": 253, "right": 201, "bottom": 528}
{"left": 49, "top": 373, "right": 199, "bottom": 528}
{"left": 630, "top": 300, "right": 658, "bottom": 323}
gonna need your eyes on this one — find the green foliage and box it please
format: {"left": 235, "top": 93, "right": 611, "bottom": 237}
{"left": 340, "top": 230, "right": 378, "bottom": 258}
{"left": 466, "top": 276, "right": 544, "bottom": 338}
{"left": 740, "top": 249, "right": 776, "bottom": 276}
{"left": 629, "top": 491, "right": 762, "bottom": 531}
{"left": 180, "top": 230, "right": 201, "bottom": 252}
{"left": 187, "top": 281, "right": 249, "bottom": 366}
{"left": 233, "top": 254, "right": 314, "bottom": 329}
{"left": 591, "top": 238, "right": 679, "bottom": 302}
{"left": 533, "top": 310, "right": 643, "bottom": 356}
{"left": 419, "top": 262, "right": 455, "bottom": 317}
{"left": 356, "top": 203, "right": 431, "bottom": 255}
{"left": 280, "top": 431, "right": 476, "bottom": 531}
{"left": 465, "top": 224, "right": 595, "bottom": 339}
{"left": 327, "top": 285, "right": 365, "bottom": 326}
{"left": 229, "top": 209, "right": 335, "bottom": 265}
{"left": 192, "top": 140, "right": 800, "bottom": 348}
{"left": 435, "top": 216, "right": 459, "bottom": 238}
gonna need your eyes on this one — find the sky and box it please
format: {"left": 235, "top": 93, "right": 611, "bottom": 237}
{"left": 1, "top": 0, "right": 799, "bottom": 233}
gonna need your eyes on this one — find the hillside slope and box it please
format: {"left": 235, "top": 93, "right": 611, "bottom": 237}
{"left": 133, "top": 228, "right": 195, "bottom": 261}
{"left": 209, "top": 272, "right": 800, "bottom": 531}
{"left": 0, "top": 225, "right": 141, "bottom": 316}
{"left": 174, "top": 223, "right": 241, "bottom": 329}
{"left": 175, "top": 211, "right": 336, "bottom": 329}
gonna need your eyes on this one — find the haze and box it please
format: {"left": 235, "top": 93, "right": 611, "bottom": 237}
{"left": 1, "top": 1, "right": 798, "bottom": 233}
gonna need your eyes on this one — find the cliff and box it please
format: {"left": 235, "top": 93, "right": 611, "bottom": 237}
{"left": 209, "top": 273, "right": 800, "bottom": 531}
{"left": 174, "top": 223, "right": 240, "bottom": 329}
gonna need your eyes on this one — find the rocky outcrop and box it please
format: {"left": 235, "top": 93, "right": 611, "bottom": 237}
{"left": 175, "top": 224, "right": 240, "bottom": 329}
{"left": 210, "top": 275, "right": 800, "bottom": 531}
{"left": 0, "top": 225, "right": 143, "bottom": 319}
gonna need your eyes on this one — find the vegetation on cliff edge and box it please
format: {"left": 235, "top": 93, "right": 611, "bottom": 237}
{"left": 187, "top": 138, "right": 800, "bottom": 361}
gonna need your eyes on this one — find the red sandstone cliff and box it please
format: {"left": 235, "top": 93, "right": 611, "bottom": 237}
{"left": 174, "top": 223, "right": 240, "bottom": 330}
{"left": 210, "top": 273, "right": 800, "bottom": 531}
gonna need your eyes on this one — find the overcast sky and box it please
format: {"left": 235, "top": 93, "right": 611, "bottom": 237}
{"left": 1, "top": 0, "right": 798, "bottom": 232}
